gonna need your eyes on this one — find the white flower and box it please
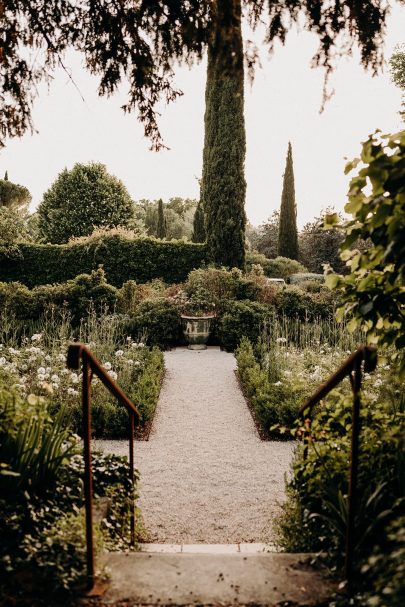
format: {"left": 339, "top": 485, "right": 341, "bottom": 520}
{"left": 58, "top": 353, "right": 66, "bottom": 362}
{"left": 126, "top": 359, "right": 134, "bottom": 365}
{"left": 37, "top": 374, "right": 46, "bottom": 381}
{"left": 51, "top": 374, "right": 60, "bottom": 382}
{"left": 37, "top": 367, "right": 46, "bottom": 375}
{"left": 108, "top": 370, "right": 118, "bottom": 381}
{"left": 0, "top": 357, "right": 6, "bottom": 366}
{"left": 374, "top": 379, "right": 383, "bottom": 387}
{"left": 28, "top": 346, "right": 41, "bottom": 354}
{"left": 52, "top": 382, "right": 59, "bottom": 390}
{"left": 103, "top": 362, "right": 112, "bottom": 371}
{"left": 276, "top": 337, "right": 287, "bottom": 344}
{"left": 115, "top": 350, "right": 124, "bottom": 357}
{"left": 67, "top": 387, "right": 79, "bottom": 396}
{"left": 274, "top": 381, "right": 283, "bottom": 386}
{"left": 31, "top": 333, "right": 43, "bottom": 342}
{"left": 70, "top": 373, "right": 79, "bottom": 384}
{"left": 45, "top": 355, "right": 51, "bottom": 362}
{"left": 134, "top": 361, "right": 141, "bottom": 367}
{"left": 61, "top": 368, "right": 69, "bottom": 375}
{"left": 126, "top": 336, "right": 132, "bottom": 342}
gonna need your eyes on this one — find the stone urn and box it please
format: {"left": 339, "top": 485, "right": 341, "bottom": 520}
{"left": 180, "top": 314, "right": 214, "bottom": 350}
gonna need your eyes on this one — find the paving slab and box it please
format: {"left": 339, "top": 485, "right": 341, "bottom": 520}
{"left": 101, "top": 552, "right": 334, "bottom": 606}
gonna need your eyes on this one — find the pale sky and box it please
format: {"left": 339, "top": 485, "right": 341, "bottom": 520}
{"left": 1, "top": 5, "right": 404, "bottom": 228}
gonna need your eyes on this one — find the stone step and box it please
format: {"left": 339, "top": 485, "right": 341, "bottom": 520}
{"left": 100, "top": 549, "right": 335, "bottom": 606}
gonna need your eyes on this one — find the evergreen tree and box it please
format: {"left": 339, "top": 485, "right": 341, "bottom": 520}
{"left": 38, "top": 162, "right": 134, "bottom": 243}
{"left": 192, "top": 200, "right": 206, "bottom": 243}
{"left": 156, "top": 198, "right": 167, "bottom": 239}
{"left": 278, "top": 142, "right": 298, "bottom": 260}
{"left": 4, "top": 171, "right": 8, "bottom": 180}
{"left": 202, "top": 0, "right": 246, "bottom": 269}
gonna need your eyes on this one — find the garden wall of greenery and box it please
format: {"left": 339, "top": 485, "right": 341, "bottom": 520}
{"left": 0, "top": 235, "right": 207, "bottom": 287}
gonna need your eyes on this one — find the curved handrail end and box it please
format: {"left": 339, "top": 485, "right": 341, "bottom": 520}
{"left": 67, "top": 343, "right": 83, "bottom": 370}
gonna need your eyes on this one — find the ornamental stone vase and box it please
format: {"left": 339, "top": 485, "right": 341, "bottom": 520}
{"left": 180, "top": 315, "right": 214, "bottom": 350}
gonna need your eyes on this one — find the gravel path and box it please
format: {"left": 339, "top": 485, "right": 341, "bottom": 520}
{"left": 95, "top": 347, "right": 294, "bottom": 544}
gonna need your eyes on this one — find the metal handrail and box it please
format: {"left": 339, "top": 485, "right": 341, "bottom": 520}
{"left": 67, "top": 343, "right": 140, "bottom": 589}
{"left": 299, "top": 345, "right": 377, "bottom": 588}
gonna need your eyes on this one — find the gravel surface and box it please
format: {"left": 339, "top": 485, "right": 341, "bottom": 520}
{"left": 95, "top": 347, "right": 294, "bottom": 544}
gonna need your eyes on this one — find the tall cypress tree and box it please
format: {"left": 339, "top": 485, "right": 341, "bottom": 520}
{"left": 156, "top": 198, "right": 167, "bottom": 239}
{"left": 4, "top": 171, "right": 8, "bottom": 181}
{"left": 192, "top": 200, "right": 206, "bottom": 242}
{"left": 278, "top": 142, "right": 298, "bottom": 260}
{"left": 202, "top": 0, "right": 246, "bottom": 269}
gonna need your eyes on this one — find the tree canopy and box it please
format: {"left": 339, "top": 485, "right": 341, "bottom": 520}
{"left": 37, "top": 162, "right": 135, "bottom": 243}
{"left": 390, "top": 43, "right": 405, "bottom": 120}
{"left": 0, "top": 0, "right": 395, "bottom": 150}
{"left": 0, "top": 177, "right": 31, "bottom": 216}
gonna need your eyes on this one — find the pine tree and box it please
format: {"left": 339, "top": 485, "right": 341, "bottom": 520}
{"left": 4, "top": 171, "right": 8, "bottom": 181}
{"left": 156, "top": 198, "right": 167, "bottom": 239}
{"left": 202, "top": 0, "right": 246, "bottom": 269}
{"left": 278, "top": 142, "right": 298, "bottom": 260}
{"left": 192, "top": 200, "right": 206, "bottom": 242}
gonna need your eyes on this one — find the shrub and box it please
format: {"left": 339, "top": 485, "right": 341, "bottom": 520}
{"left": 218, "top": 300, "right": 275, "bottom": 351}
{"left": 0, "top": 235, "right": 207, "bottom": 288}
{"left": 117, "top": 279, "right": 166, "bottom": 316}
{"left": 0, "top": 268, "right": 118, "bottom": 322}
{"left": 37, "top": 162, "right": 135, "bottom": 243}
{"left": 276, "top": 389, "right": 405, "bottom": 601}
{"left": 235, "top": 337, "right": 307, "bottom": 436}
{"left": 130, "top": 348, "right": 164, "bottom": 424}
{"left": 126, "top": 298, "right": 180, "bottom": 349}
{"left": 246, "top": 252, "right": 306, "bottom": 280}
{"left": 276, "top": 285, "right": 314, "bottom": 320}
{"left": 289, "top": 272, "right": 324, "bottom": 284}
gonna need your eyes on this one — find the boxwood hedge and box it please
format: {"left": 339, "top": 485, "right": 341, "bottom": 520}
{"left": 0, "top": 235, "right": 207, "bottom": 287}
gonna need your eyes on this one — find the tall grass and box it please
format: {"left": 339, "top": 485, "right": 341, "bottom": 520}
{"left": 262, "top": 314, "right": 365, "bottom": 352}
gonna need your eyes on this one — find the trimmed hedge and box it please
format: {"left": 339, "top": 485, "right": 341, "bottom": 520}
{"left": 0, "top": 235, "right": 207, "bottom": 287}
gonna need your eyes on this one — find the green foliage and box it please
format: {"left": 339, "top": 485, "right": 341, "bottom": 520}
{"left": 254, "top": 210, "right": 280, "bottom": 259}
{"left": 130, "top": 348, "right": 164, "bottom": 424}
{"left": 289, "top": 272, "right": 325, "bottom": 284}
{"left": 276, "top": 385, "right": 405, "bottom": 603}
{"left": 0, "top": 176, "right": 31, "bottom": 215}
{"left": 326, "top": 130, "right": 405, "bottom": 374}
{"left": 390, "top": 44, "right": 405, "bottom": 121}
{"left": 156, "top": 198, "right": 167, "bottom": 239}
{"left": 0, "top": 207, "right": 28, "bottom": 258}
{"left": 236, "top": 337, "right": 301, "bottom": 434}
{"left": 202, "top": 0, "right": 246, "bottom": 269}
{"left": 126, "top": 299, "right": 180, "bottom": 349}
{"left": 0, "top": 390, "right": 77, "bottom": 496}
{"left": 135, "top": 197, "right": 198, "bottom": 240}
{"left": 277, "top": 284, "right": 336, "bottom": 320}
{"left": 246, "top": 252, "right": 306, "bottom": 280}
{"left": 0, "top": 268, "right": 118, "bottom": 322}
{"left": 219, "top": 300, "right": 274, "bottom": 351}
{"left": 192, "top": 200, "right": 206, "bottom": 243}
{"left": 278, "top": 142, "right": 298, "bottom": 260}
{"left": 0, "top": 234, "right": 208, "bottom": 287}
{"left": 299, "top": 209, "right": 345, "bottom": 273}
{"left": 37, "top": 162, "right": 135, "bottom": 243}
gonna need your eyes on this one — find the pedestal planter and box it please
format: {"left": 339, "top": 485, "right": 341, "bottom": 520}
{"left": 181, "top": 315, "right": 214, "bottom": 350}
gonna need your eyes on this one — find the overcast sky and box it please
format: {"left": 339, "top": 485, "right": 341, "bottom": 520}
{"left": 1, "top": 5, "right": 404, "bottom": 228}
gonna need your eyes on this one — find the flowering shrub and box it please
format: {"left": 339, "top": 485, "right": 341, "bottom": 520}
{"left": 236, "top": 333, "right": 401, "bottom": 438}
{"left": 0, "top": 328, "right": 164, "bottom": 438}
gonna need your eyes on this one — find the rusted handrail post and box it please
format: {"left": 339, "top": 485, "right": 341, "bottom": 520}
{"left": 299, "top": 345, "right": 377, "bottom": 590}
{"left": 67, "top": 343, "right": 140, "bottom": 590}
